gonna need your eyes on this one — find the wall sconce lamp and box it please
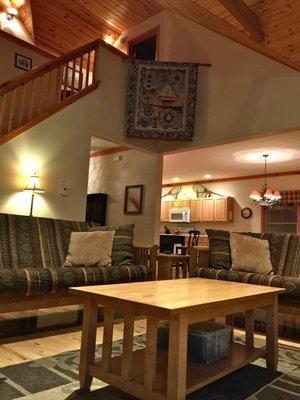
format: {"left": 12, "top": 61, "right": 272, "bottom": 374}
{"left": 23, "top": 173, "right": 45, "bottom": 217}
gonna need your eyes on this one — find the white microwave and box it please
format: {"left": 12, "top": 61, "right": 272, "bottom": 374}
{"left": 169, "top": 208, "right": 190, "bottom": 223}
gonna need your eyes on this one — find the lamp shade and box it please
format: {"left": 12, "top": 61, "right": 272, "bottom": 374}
{"left": 23, "top": 174, "right": 45, "bottom": 193}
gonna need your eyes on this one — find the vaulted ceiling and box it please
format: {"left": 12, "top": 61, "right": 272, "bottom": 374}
{"left": 4, "top": 0, "right": 300, "bottom": 71}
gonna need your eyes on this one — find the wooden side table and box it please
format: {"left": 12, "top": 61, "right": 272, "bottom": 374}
{"left": 156, "top": 253, "right": 190, "bottom": 280}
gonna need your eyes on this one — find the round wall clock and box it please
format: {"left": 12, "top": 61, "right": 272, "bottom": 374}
{"left": 241, "top": 207, "right": 253, "bottom": 219}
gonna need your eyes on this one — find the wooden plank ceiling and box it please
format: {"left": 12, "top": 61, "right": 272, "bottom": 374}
{"left": 10, "top": 0, "right": 300, "bottom": 71}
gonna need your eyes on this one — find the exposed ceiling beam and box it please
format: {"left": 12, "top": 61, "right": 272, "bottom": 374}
{"left": 154, "top": 0, "right": 299, "bottom": 71}
{"left": 218, "top": 0, "right": 264, "bottom": 42}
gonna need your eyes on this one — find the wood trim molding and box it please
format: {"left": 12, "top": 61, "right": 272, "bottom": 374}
{"left": 98, "top": 38, "right": 131, "bottom": 60}
{"left": 90, "top": 146, "right": 130, "bottom": 158}
{"left": 0, "top": 29, "right": 58, "bottom": 59}
{"left": 162, "top": 170, "right": 300, "bottom": 188}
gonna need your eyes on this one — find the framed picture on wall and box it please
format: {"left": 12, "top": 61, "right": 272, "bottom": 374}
{"left": 124, "top": 185, "right": 144, "bottom": 215}
{"left": 15, "top": 53, "right": 32, "bottom": 71}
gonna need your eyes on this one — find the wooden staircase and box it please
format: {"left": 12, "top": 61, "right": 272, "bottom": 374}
{"left": 0, "top": 40, "right": 100, "bottom": 145}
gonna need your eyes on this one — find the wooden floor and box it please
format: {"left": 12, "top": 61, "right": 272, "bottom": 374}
{"left": 0, "top": 313, "right": 299, "bottom": 370}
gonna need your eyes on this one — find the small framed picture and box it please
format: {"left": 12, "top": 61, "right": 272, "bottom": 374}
{"left": 15, "top": 53, "right": 32, "bottom": 71}
{"left": 124, "top": 185, "right": 144, "bottom": 215}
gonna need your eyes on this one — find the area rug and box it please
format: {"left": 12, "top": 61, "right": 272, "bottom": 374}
{"left": 0, "top": 335, "right": 299, "bottom": 400}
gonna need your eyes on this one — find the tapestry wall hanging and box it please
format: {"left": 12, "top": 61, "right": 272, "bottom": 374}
{"left": 126, "top": 60, "right": 198, "bottom": 141}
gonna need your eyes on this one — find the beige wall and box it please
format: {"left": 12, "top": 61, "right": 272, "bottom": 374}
{"left": 0, "top": 35, "right": 50, "bottom": 84}
{"left": 120, "top": 11, "right": 300, "bottom": 154}
{"left": 162, "top": 175, "right": 300, "bottom": 234}
{"left": 88, "top": 150, "right": 162, "bottom": 244}
{"left": 0, "top": 45, "right": 159, "bottom": 222}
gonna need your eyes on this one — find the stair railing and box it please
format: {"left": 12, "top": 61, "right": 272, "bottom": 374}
{"left": 0, "top": 39, "right": 99, "bottom": 139}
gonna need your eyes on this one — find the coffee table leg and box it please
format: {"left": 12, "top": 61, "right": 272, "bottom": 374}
{"left": 265, "top": 296, "right": 279, "bottom": 374}
{"left": 144, "top": 317, "right": 158, "bottom": 390}
{"left": 225, "top": 315, "right": 234, "bottom": 342}
{"left": 245, "top": 309, "right": 254, "bottom": 348}
{"left": 167, "top": 314, "right": 188, "bottom": 400}
{"left": 79, "top": 298, "right": 98, "bottom": 390}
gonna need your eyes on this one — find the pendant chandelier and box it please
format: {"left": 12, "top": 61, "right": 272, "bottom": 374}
{"left": 249, "top": 154, "right": 281, "bottom": 207}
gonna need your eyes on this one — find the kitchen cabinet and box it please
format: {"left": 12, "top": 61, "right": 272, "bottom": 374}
{"left": 214, "top": 197, "right": 234, "bottom": 222}
{"left": 161, "top": 201, "right": 171, "bottom": 222}
{"left": 171, "top": 199, "right": 190, "bottom": 208}
{"left": 190, "top": 199, "right": 202, "bottom": 221}
{"left": 160, "top": 197, "right": 234, "bottom": 223}
{"left": 180, "top": 199, "right": 190, "bottom": 208}
{"left": 202, "top": 198, "right": 215, "bottom": 222}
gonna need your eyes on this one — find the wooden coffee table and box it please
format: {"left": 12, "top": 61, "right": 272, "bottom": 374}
{"left": 70, "top": 278, "right": 285, "bottom": 400}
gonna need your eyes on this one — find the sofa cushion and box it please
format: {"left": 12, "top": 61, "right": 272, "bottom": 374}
{"left": 0, "top": 264, "right": 151, "bottom": 296}
{"left": 206, "top": 229, "right": 291, "bottom": 275}
{"left": 196, "top": 267, "right": 300, "bottom": 299}
{"left": 89, "top": 224, "right": 134, "bottom": 265}
{"left": 0, "top": 214, "right": 100, "bottom": 269}
{"left": 206, "top": 229, "right": 231, "bottom": 270}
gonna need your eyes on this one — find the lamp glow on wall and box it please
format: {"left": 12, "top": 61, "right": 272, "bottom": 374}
{"left": 23, "top": 173, "right": 45, "bottom": 216}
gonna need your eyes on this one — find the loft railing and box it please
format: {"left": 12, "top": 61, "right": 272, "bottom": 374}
{"left": 0, "top": 39, "right": 99, "bottom": 140}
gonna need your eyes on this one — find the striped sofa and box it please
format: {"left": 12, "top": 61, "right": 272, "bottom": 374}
{"left": 0, "top": 214, "right": 156, "bottom": 312}
{"left": 190, "top": 230, "right": 300, "bottom": 301}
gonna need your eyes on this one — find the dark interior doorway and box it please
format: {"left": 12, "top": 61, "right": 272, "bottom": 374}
{"left": 128, "top": 28, "right": 159, "bottom": 60}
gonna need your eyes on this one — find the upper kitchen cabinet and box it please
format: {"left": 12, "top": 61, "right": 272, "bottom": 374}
{"left": 171, "top": 199, "right": 191, "bottom": 208}
{"left": 190, "top": 199, "right": 202, "bottom": 221}
{"left": 214, "top": 197, "right": 234, "bottom": 222}
{"left": 202, "top": 198, "right": 215, "bottom": 222}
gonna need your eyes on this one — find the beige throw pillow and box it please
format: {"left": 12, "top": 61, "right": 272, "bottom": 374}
{"left": 230, "top": 233, "right": 273, "bottom": 274}
{"left": 64, "top": 231, "right": 115, "bottom": 267}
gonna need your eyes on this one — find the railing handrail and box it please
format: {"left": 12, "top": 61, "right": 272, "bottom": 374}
{"left": 0, "top": 39, "right": 100, "bottom": 96}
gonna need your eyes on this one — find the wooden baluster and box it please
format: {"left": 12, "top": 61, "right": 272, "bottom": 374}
{"left": 39, "top": 72, "right": 50, "bottom": 114}
{"left": 18, "top": 83, "right": 26, "bottom": 126}
{"left": 92, "top": 49, "right": 97, "bottom": 84}
{"left": 78, "top": 55, "right": 84, "bottom": 92}
{"left": 27, "top": 80, "right": 35, "bottom": 120}
{"left": 28, "top": 77, "right": 41, "bottom": 119}
{"left": 46, "top": 68, "right": 56, "bottom": 108}
{"left": 0, "top": 94, "right": 7, "bottom": 135}
{"left": 70, "top": 58, "right": 76, "bottom": 95}
{"left": 62, "top": 62, "right": 69, "bottom": 100}
{"left": 56, "top": 65, "right": 63, "bottom": 103}
{"left": 8, "top": 88, "right": 17, "bottom": 132}
{"left": 85, "top": 51, "right": 91, "bottom": 88}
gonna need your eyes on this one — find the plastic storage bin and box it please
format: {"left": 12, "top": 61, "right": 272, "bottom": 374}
{"left": 157, "top": 321, "right": 231, "bottom": 365}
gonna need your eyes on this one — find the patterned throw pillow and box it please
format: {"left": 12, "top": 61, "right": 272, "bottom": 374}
{"left": 64, "top": 231, "right": 115, "bottom": 267}
{"left": 89, "top": 224, "right": 134, "bottom": 266}
{"left": 206, "top": 229, "right": 231, "bottom": 270}
{"left": 230, "top": 233, "right": 273, "bottom": 274}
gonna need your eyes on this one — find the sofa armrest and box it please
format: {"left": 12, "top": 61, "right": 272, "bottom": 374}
{"left": 133, "top": 244, "right": 159, "bottom": 280}
{"left": 189, "top": 246, "right": 209, "bottom": 277}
